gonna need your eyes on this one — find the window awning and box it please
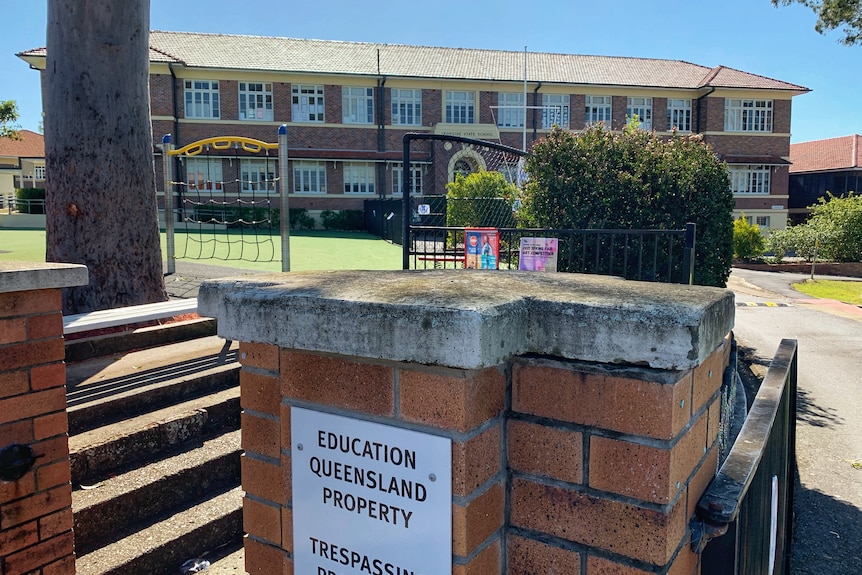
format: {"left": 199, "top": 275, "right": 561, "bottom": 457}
{"left": 721, "top": 155, "right": 791, "bottom": 166}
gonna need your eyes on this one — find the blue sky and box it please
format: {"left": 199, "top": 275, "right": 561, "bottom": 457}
{"left": 2, "top": 0, "right": 859, "bottom": 143}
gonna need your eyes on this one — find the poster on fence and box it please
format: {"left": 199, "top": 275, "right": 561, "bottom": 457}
{"left": 465, "top": 228, "right": 499, "bottom": 269}
{"left": 518, "top": 237, "right": 559, "bottom": 272}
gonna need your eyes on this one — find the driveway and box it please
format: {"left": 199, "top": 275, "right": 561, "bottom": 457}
{"left": 727, "top": 268, "right": 862, "bottom": 574}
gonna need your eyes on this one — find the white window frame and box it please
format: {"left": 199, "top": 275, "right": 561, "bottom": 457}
{"left": 542, "top": 94, "right": 570, "bottom": 129}
{"left": 391, "top": 89, "right": 422, "bottom": 126}
{"left": 239, "top": 82, "right": 273, "bottom": 121}
{"left": 292, "top": 85, "right": 325, "bottom": 123}
{"left": 184, "top": 80, "right": 220, "bottom": 119}
{"left": 33, "top": 165, "right": 46, "bottom": 179}
{"left": 667, "top": 99, "right": 692, "bottom": 132}
{"left": 585, "top": 95, "right": 612, "bottom": 126}
{"left": 343, "top": 87, "right": 374, "bottom": 124}
{"left": 293, "top": 161, "right": 327, "bottom": 194}
{"left": 497, "top": 92, "right": 525, "bottom": 128}
{"left": 240, "top": 159, "right": 277, "bottom": 193}
{"left": 343, "top": 162, "right": 376, "bottom": 195}
{"left": 391, "top": 162, "right": 423, "bottom": 196}
{"left": 724, "top": 99, "right": 773, "bottom": 132}
{"left": 755, "top": 215, "right": 771, "bottom": 227}
{"left": 185, "top": 158, "right": 223, "bottom": 192}
{"left": 445, "top": 91, "right": 475, "bottom": 124}
{"left": 729, "top": 165, "right": 771, "bottom": 195}
{"left": 626, "top": 97, "right": 652, "bottom": 130}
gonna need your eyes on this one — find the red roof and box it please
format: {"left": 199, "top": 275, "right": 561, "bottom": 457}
{"left": 789, "top": 135, "right": 862, "bottom": 173}
{"left": 0, "top": 130, "right": 45, "bottom": 158}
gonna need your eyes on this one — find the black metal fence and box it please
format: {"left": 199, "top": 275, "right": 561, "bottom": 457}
{"left": 405, "top": 224, "right": 696, "bottom": 284}
{"left": 691, "top": 338, "right": 798, "bottom": 575}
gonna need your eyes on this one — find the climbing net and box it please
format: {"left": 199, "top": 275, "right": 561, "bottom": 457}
{"left": 164, "top": 136, "right": 281, "bottom": 263}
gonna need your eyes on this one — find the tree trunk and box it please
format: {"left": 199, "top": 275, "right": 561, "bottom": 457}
{"left": 45, "top": 0, "right": 166, "bottom": 314}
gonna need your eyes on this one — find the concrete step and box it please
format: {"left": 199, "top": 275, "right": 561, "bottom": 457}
{"left": 73, "top": 429, "right": 241, "bottom": 555}
{"left": 74, "top": 486, "right": 243, "bottom": 575}
{"left": 205, "top": 543, "right": 246, "bottom": 574}
{"left": 65, "top": 317, "right": 217, "bottom": 362}
{"left": 67, "top": 335, "right": 239, "bottom": 435}
{"left": 70, "top": 386, "right": 240, "bottom": 486}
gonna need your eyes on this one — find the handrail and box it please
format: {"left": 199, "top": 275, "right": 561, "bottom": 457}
{"left": 690, "top": 337, "right": 798, "bottom": 553}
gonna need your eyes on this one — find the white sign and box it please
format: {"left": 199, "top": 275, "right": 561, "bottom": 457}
{"left": 417, "top": 204, "right": 431, "bottom": 216}
{"left": 292, "top": 408, "right": 452, "bottom": 575}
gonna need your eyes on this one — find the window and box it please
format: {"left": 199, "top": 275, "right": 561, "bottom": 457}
{"left": 725, "top": 99, "right": 773, "bottom": 132}
{"left": 445, "top": 91, "right": 475, "bottom": 124}
{"left": 756, "top": 216, "right": 770, "bottom": 227}
{"left": 542, "top": 94, "right": 570, "bottom": 129}
{"left": 391, "top": 89, "right": 422, "bottom": 126}
{"left": 240, "top": 159, "right": 277, "bottom": 193}
{"left": 292, "top": 85, "right": 324, "bottom": 122}
{"left": 497, "top": 92, "right": 524, "bottom": 128}
{"left": 293, "top": 161, "right": 326, "bottom": 193}
{"left": 33, "top": 166, "right": 46, "bottom": 179}
{"left": 585, "top": 96, "right": 612, "bottom": 126}
{"left": 391, "top": 162, "right": 423, "bottom": 196}
{"left": 239, "top": 83, "right": 273, "bottom": 121}
{"left": 729, "top": 165, "right": 771, "bottom": 194}
{"left": 344, "top": 162, "right": 376, "bottom": 194}
{"left": 184, "top": 80, "right": 220, "bottom": 119}
{"left": 626, "top": 97, "right": 652, "bottom": 130}
{"left": 185, "top": 158, "right": 223, "bottom": 191}
{"left": 667, "top": 99, "right": 692, "bottom": 132}
{"left": 343, "top": 87, "right": 374, "bottom": 124}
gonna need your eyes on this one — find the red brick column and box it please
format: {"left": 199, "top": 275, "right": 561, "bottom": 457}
{"left": 199, "top": 270, "right": 735, "bottom": 575}
{"left": 0, "top": 263, "right": 87, "bottom": 575}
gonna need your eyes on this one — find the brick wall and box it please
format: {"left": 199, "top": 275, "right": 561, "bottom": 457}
{"left": 0, "top": 267, "right": 85, "bottom": 575}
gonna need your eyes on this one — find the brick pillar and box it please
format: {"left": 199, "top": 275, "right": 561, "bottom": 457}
{"left": 0, "top": 263, "right": 87, "bottom": 575}
{"left": 199, "top": 270, "right": 735, "bottom": 575}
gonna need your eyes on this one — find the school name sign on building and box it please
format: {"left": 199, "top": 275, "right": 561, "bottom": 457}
{"left": 292, "top": 408, "right": 452, "bottom": 575}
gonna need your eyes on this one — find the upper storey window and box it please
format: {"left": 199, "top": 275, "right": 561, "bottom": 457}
{"left": 724, "top": 99, "right": 773, "bottom": 132}
{"left": 667, "top": 99, "right": 692, "bottom": 132}
{"left": 343, "top": 87, "right": 374, "bottom": 124}
{"left": 626, "top": 97, "right": 652, "bottom": 130}
{"left": 391, "top": 89, "right": 422, "bottom": 126}
{"left": 185, "top": 80, "right": 220, "bottom": 119}
{"left": 239, "top": 82, "right": 273, "bottom": 121}
{"left": 445, "top": 91, "right": 475, "bottom": 124}
{"left": 585, "top": 96, "right": 611, "bottom": 127}
{"left": 542, "top": 94, "right": 570, "bottom": 129}
{"left": 292, "top": 85, "right": 325, "bottom": 123}
{"left": 497, "top": 92, "right": 525, "bottom": 128}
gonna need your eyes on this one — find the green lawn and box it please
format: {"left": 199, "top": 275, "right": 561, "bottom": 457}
{"left": 0, "top": 229, "right": 402, "bottom": 272}
{"left": 793, "top": 279, "right": 862, "bottom": 306}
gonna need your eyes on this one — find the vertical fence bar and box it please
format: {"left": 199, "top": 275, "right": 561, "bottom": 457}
{"left": 682, "top": 222, "right": 696, "bottom": 285}
{"left": 402, "top": 134, "right": 412, "bottom": 270}
{"left": 160, "top": 135, "right": 176, "bottom": 275}
{"left": 278, "top": 125, "right": 290, "bottom": 272}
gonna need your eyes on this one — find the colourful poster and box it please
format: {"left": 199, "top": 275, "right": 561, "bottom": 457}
{"left": 518, "top": 237, "right": 559, "bottom": 272}
{"left": 465, "top": 228, "right": 499, "bottom": 269}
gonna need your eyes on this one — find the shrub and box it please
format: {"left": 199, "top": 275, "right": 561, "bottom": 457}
{"left": 15, "top": 187, "right": 45, "bottom": 214}
{"left": 520, "top": 125, "right": 734, "bottom": 286}
{"left": 733, "top": 215, "right": 765, "bottom": 261}
{"left": 320, "top": 209, "right": 365, "bottom": 231}
{"left": 807, "top": 192, "right": 862, "bottom": 262}
{"left": 445, "top": 171, "right": 518, "bottom": 229}
{"left": 289, "top": 208, "right": 315, "bottom": 230}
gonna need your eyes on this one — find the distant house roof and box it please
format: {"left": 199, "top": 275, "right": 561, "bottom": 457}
{"left": 0, "top": 130, "right": 44, "bottom": 159}
{"left": 789, "top": 135, "right": 862, "bottom": 173}
{"left": 19, "top": 31, "right": 809, "bottom": 93}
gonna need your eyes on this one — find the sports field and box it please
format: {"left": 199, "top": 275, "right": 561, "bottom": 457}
{"left": 0, "top": 229, "right": 402, "bottom": 272}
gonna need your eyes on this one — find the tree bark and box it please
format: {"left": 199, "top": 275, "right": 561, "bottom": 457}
{"left": 45, "top": 0, "right": 166, "bottom": 313}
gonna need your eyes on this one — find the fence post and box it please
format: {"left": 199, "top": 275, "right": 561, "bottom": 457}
{"left": 160, "top": 135, "right": 175, "bottom": 275}
{"left": 402, "top": 133, "right": 413, "bottom": 270}
{"left": 682, "top": 222, "right": 696, "bottom": 285}
{"left": 278, "top": 125, "right": 290, "bottom": 272}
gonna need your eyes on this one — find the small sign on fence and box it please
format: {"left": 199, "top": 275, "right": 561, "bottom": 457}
{"left": 518, "top": 237, "right": 559, "bottom": 272}
{"left": 465, "top": 228, "right": 499, "bottom": 269}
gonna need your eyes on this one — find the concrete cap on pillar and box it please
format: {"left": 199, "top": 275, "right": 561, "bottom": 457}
{"left": 198, "top": 270, "right": 734, "bottom": 371}
{"left": 0, "top": 262, "right": 89, "bottom": 294}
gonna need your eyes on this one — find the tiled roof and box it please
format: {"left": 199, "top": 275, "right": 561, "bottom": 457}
{"left": 789, "top": 135, "right": 862, "bottom": 173}
{"left": 18, "top": 31, "right": 810, "bottom": 92}
{"left": 0, "top": 130, "right": 44, "bottom": 158}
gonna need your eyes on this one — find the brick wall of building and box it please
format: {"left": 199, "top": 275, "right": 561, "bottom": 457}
{"left": 0, "top": 286, "right": 75, "bottom": 575}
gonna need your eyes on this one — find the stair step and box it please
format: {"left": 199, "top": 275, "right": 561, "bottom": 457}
{"left": 67, "top": 335, "right": 239, "bottom": 435}
{"left": 74, "top": 486, "right": 243, "bottom": 575}
{"left": 65, "top": 317, "right": 217, "bottom": 362}
{"left": 73, "top": 429, "right": 242, "bottom": 555}
{"left": 70, "top": 386, "right": 240, "bottom": 485}
{"left": 205, "top": 542, "right": 246, "bottom": 574}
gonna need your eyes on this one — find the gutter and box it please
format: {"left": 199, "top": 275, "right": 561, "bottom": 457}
{"left": 695, "top": 86, "right": 716, "bottom": 134}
